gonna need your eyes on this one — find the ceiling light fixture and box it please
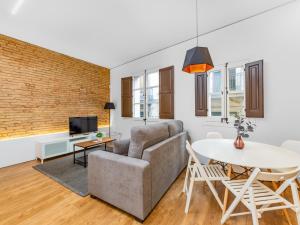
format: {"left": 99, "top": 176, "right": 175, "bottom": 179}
{"left": 182, "top": 0, "right": 214, "bottom": 74}
{"left": 11, "top": 0, "right": 25, "bottom": 15}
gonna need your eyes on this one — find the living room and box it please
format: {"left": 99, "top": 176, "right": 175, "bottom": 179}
{"left": 1, "top": 0, "right": 300, "bottom": 225}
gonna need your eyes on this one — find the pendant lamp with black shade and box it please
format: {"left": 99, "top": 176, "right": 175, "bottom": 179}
{"left": 104, "top": 102, "right": 115, "bottom": 137}
{"left": 182, "top": 0, "right": 214, "bottom": 74}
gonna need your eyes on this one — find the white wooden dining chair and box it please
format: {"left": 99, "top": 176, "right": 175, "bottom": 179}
{"left": 273, "top": 140, "right": 300, "bottom": 182}
{"left": 281, "top": 140, "right": 300, "bottom": 153}
{"left": 221, "top": 167, "right": 300, "bottom": 225}
{"left": 183, "top": 141, "right": 229, "bottom": 213}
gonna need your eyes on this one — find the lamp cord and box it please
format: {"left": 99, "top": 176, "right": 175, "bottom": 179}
{"left": 195, "top": 0, "right": 198, "bottom": 46}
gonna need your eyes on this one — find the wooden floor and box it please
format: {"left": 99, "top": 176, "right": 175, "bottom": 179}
{"left": 0, "top": 161, "right": 296, "bottom": 225}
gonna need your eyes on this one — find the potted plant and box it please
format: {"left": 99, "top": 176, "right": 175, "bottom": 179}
{"left": 233, "top": 113, "right": 256, "bottom": 150}
{"left": 96, "top": 132, "right": 104, "bottom": 141}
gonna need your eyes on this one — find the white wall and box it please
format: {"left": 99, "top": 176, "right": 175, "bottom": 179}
{"left": 0, "top": 127, "right": 108, "bottom": 168}
{"left": 110, "top": 1, "right": 300, "bottom": 145}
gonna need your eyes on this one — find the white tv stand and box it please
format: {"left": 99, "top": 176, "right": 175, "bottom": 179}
{"left": 35, "top": 133, "right": 96, "bottom": 163}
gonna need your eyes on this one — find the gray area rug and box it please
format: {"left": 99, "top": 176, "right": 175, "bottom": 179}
{"left": 33, "top": 148, "right": 104, "bottom": 197}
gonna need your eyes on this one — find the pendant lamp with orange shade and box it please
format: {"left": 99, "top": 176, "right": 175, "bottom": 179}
{"left": 182, "top": 0, "right": 214, "bottom": 74}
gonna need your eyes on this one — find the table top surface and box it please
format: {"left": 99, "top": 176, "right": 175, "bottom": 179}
{"left": 74, "top": 137, "right": 114, "bottom": 148}
{"left": 192, "top": 139, "right": 300, "bottom": 169}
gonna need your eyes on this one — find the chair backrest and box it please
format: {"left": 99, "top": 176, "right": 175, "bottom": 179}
{"left": 185, "top": 141, "right": 215, "bottom": 181}
{"left": 206, "top": 132, "right": 223, "bottom": 139}
{"left": 257, "top": 167, "right": 300, "bottom": 182}
{"left": 281, "top": 140, "right": 300, "bottom": 154}
{"left": 185, "top": 141, "right": 202, "bottom": 166}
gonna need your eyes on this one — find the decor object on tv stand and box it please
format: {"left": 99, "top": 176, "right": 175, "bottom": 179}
{"left": 104, "top": 102, "right": 115, "bottom": 137}
{"left": 96, "top": 132, "right": 104, "bottom": 141}
{"left": 182, "top": 0, "right": 214, "bottom": 74}
{"left": 233, "top": 113, "right": 256, "bottom": 150}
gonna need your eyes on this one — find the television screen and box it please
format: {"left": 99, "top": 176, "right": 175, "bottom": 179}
{"left": 87, "top": 116, "right": 98, "bottom": 133}
{"left": 69, "top": 116, "right": 98, "bottom": 135}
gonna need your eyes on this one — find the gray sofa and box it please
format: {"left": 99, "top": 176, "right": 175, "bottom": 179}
{"left": 88, "top": 120, "right": 188, "bottom": 220}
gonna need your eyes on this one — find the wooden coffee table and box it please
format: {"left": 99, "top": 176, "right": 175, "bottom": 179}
{"left": 73, "top": 137, "right": 114, "bottom": 167}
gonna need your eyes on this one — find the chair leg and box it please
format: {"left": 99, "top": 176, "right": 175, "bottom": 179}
{"left": 268, "top": 170, "right": 292, "bottom": 225}
{"left": 222, "top": 165, "right": 232, "bottom": 215}
{"left": 249, "top": 186, "right": 259, "bottom": 225}
{"left": 183, "top": 167, "right": 190, "bottom": 193}
{"left": 281, "top": 186, "right": 293, "bottom": 225}
{"left": 221, "top": 168, "right": 261, "bottom": 225}
{"left": 185, "top": 175, "right": 195, "bottom": 214}
{"left": 291, "top": 182, "right": 300, "bottom": 225}
{"left": 221, "top": 188, "right": 248, "bottom": 225}
{"left": 296, "top": 179, "right": 300, "bottom": 190}
{"left": 183, "top": 156, "right": 192, "bottom": 193}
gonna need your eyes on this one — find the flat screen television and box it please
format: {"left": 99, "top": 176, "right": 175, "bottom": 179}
{"left": 69, "top": 116, "right": 98, "bottom": 135}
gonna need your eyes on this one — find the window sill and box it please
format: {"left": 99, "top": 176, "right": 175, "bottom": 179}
{"left": 146, "top": 118, "right": 160, "bottom": 123}
{"left": 204, "top": 119, "right": 234, "bottom": 128}
{"left": 132, "top": 118, "right": 144, "bottom": 121}
{"left": 131, "top": 118, "right": 160, "bottom": 122}
{"left": 126, "top": 117, "right": 162, "bottom": 123}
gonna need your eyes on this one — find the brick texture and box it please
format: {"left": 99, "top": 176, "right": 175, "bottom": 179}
{"left": 0, "top": 34, "right": 110, "bottom": 139}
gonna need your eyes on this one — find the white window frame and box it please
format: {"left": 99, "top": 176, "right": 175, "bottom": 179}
{"left": 132, "top": 74, "right": 145, "bottom": 119}
{"left": 145, "top": 70, "right": 160, "bottom": 120}
{"left": 207, "top": 63, "right": 246, "bottom": 120}
{"left": 132, "top": 69, "right": 160, "bottom": 120}
{"left": 207, "top": 66, "right": 225, "bottom": 119}
{"left": 226, "top": 64, "right": 246, "bottom": 118}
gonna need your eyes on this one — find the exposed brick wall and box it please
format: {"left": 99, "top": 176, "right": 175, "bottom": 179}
{"left": 0, "top": 34, "right": 110, "bottom": 139}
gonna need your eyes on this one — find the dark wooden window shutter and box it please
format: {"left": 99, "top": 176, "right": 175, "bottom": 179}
{"left": 195, "top": 73, "right": 208, "bottom": 116}
{"left": 159, "top": 66, "right": 174, "bottom": 119}
{"left": 121, "top": 76, "right": 133, "bottom": 117}
{"left": 245, "top": 60, "right": 264, "bottom": 118}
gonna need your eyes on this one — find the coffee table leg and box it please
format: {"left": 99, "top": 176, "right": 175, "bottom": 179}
{"left": 105, "top": 143, "right": 107, "bottom": 150}
{"left": 73, "top": 145, "right": 75, "bottom": 164}
{"left": 223, "top": 164, "right": 232, "bottom": 215}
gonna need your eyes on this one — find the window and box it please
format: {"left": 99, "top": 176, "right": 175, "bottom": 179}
{"left": 146, "top": 72, "right": 159, "bottom": 119}
{"left": 228, "top": 67, "right": 245, "bottom": 117}
{"left": 208, "top": 70, "right": 223, "bottom": 117}
{"left": 132, "top": 71, "right": 159, "bottom": 119}
{"left": 208, "top": 65, "right": 245, "bottom": 118}
{"left": 133, "top": 75, "right": 145, "bottom": 118}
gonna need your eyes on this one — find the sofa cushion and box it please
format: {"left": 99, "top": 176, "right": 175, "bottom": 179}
{"left": 113, "top": 139, "right": 130, "bottom": 155}
{"left": 128, "top": 123, "right": 170, "bottom": 159}
{"left": 165, "top": 120, "right": 183, "bottom": 137}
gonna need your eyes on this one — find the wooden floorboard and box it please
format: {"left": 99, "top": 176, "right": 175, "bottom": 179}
{"left": 0, "top": 161, "right": 295, "bottom": 225}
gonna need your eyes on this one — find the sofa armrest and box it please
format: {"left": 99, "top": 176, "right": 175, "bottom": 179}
{"left": 88, "top": 151, "right": 151, "bottom": 220}
{"left": 142, "top": 131, "right": 188, "bottom": 206}
{"left": 112, "top": 138, "right": 130, "bottom": 155}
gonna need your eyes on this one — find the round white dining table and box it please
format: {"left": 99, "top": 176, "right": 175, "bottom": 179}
{"left": 192, "top": 139, "right": 300, "bottom": 169}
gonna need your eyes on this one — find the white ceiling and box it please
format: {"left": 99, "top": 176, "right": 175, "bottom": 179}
{"left": 0, "top": 0, "right": 293, "bottom": 69}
